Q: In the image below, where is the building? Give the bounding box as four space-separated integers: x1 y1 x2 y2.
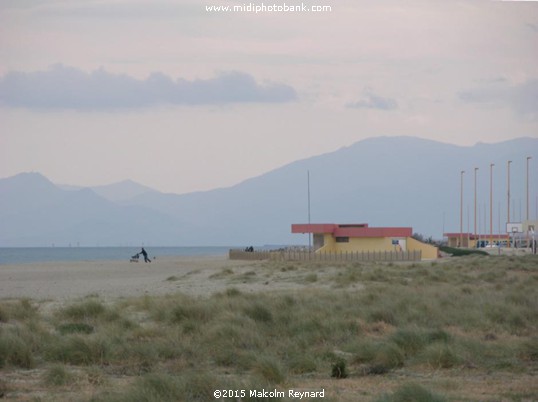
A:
443 233 505 248
291 223 438 260
445 220 537 249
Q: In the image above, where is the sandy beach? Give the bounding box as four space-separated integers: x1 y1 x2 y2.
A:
0 255 323 301
1 255 537 402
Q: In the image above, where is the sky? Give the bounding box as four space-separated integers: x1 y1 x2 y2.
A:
1 0 537 194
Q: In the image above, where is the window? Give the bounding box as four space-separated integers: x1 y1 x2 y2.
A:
335 237 349 243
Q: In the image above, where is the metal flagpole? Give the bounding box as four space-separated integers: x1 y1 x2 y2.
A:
307 170 311 250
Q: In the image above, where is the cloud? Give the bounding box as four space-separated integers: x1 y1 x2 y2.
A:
459 79 538 121
0 64 297 110
346 89 398 111
526 23 538 33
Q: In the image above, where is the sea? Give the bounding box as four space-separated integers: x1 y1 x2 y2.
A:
0 246 234 265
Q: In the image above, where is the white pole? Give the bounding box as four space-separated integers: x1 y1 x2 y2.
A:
307 170 311 250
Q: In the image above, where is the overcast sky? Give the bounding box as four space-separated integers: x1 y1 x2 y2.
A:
1 0 537 194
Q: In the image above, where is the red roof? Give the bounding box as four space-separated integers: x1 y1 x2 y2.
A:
292 223 412 238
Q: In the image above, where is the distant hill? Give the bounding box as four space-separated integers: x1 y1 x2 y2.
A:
59 179 157 202
0 173 192 246
1 136 536 247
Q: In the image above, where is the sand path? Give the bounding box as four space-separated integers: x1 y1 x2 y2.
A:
0 255 330 301
0 256 261 301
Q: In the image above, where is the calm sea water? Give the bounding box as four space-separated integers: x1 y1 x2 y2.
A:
0 246 233 265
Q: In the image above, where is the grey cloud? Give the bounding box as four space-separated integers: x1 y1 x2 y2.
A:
346 90 398 111
459 79 538 120
0 65 297 110
526 23 538 33
0 1 196 19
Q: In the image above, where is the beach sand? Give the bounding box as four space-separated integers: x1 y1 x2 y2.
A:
1 256 536 402
0 255 319 301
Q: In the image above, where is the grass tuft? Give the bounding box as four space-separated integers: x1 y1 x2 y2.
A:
245 304 273 323
331 358 348 378
57 322 94 335
60 299 106 321
255 356 286 384
0 328 35 368
43 364 74 386
419 343 461 369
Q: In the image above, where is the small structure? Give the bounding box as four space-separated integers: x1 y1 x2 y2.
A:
292 223 438 260
442 233 507 248
445 221 537 249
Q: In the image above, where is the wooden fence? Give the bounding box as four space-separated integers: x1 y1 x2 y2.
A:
229 249 422 262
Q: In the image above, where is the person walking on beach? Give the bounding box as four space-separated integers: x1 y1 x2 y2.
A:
140 247 151 263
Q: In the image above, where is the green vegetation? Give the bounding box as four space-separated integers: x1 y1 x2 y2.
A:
0 255 537 401
439 245 489 256
331 359 348 378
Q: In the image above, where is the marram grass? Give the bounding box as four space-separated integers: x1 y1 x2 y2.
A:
0 255 536 401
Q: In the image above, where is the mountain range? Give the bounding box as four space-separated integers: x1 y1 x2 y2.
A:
1 136 536 247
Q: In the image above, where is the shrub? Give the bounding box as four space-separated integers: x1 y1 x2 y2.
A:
426 329 452 344
419 343 461 369
121 373 182 402
0 329 34 368
245 304 273 323
97 372 225 402
60 300 106 321
390 329 427 357
255 356 286 384
225 287 242 297
46 335 110 365
0 299 37 322
353 340 407 373
369 343 404 373
170 304 211 324
331 358 348 378
165 276 179 282
439 246 488 257
288 354 318 374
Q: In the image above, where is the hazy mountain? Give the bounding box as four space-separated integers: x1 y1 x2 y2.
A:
1 136 536 247
0 173 192 246
59 179 157 203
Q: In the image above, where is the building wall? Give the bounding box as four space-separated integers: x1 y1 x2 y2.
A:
318 234 438 259
447 235 471 248
319 235 400 253
313 233 325 250
406 237 438 259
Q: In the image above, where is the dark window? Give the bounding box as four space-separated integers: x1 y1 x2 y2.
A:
335 237 349 243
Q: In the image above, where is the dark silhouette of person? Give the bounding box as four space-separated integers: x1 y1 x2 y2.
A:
141 247 151 263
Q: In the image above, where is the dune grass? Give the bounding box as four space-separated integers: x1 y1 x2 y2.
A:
0 255 537 401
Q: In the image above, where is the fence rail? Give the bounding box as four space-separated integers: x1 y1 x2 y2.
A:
229 249 422 262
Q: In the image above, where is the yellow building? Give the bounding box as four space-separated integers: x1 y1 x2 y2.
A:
292 223 438 260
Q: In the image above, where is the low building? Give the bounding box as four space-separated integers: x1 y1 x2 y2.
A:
291 223 438 260
445 221 537 248
443 233 507 248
